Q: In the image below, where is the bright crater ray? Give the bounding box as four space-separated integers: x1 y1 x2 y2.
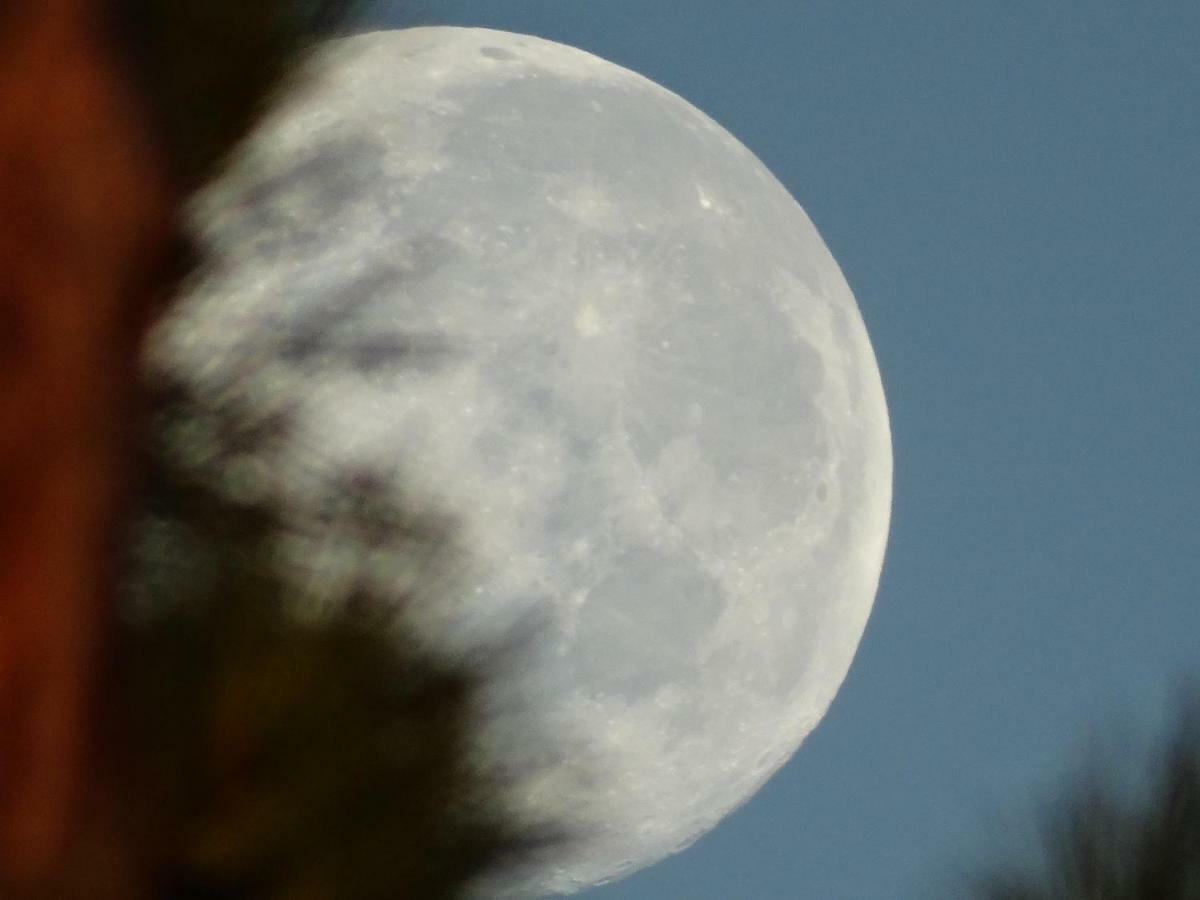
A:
157 26 893 895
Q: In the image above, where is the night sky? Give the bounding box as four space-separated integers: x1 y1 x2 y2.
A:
352 3 1200 896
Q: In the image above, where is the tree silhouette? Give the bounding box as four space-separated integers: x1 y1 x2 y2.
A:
106 380 544 900
108 0 367 190
92 161 573 891
27 265 562 898
968 691 1200 900
2 2 564 895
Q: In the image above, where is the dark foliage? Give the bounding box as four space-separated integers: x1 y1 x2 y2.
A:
970 693 1200 900
106 0 363 189
0 2 554 894
95 322 555 897
93 117 561 892
116 445 520 897
47 4 567 894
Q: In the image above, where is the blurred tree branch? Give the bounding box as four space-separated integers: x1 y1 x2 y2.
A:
107 0 365 190
969 690 1200 900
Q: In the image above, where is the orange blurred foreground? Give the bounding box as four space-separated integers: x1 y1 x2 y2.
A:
0 0 174 886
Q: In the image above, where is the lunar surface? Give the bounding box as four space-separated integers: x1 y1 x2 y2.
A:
153 27 892 895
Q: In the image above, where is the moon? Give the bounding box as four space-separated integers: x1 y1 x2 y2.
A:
154 26 892 895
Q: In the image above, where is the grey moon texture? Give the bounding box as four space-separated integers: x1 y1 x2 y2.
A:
156 27 893 895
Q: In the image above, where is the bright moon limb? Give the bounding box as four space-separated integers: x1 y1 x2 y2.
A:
157 26 893 896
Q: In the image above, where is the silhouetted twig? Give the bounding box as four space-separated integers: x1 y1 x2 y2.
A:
969 689 1200 900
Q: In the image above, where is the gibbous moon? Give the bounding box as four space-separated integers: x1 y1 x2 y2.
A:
158 27 892 895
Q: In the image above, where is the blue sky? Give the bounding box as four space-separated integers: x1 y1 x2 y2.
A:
358 3 1200 896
